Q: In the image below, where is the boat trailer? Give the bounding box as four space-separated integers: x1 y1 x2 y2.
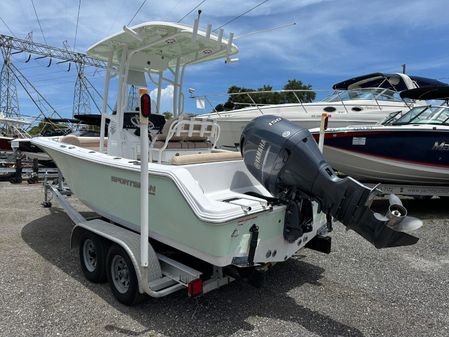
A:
42 175 234 304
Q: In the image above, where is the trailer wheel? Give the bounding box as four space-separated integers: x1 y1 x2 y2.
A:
106 244 140 305
79 232 107 283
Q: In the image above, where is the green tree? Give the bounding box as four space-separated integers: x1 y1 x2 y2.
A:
281 79 315 103
218 79 315 110
163 112 173 120
27 121 69 136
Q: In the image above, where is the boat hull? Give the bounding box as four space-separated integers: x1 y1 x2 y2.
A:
34 138 326 267
202 101 408 148
317 128 449 185
0 136 12 152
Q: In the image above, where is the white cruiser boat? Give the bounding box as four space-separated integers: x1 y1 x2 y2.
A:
32 21 420 305
200 73 447 148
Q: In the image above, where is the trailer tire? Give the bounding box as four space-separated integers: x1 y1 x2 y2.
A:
79 232 107 283
106 244 141 305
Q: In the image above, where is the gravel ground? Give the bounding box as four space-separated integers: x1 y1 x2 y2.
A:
0 181 448 337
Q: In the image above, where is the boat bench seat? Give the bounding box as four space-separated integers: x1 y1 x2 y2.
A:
153 141 212 149
61 135 107 150
171 151 242 165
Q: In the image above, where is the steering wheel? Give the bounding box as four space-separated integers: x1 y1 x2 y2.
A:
130 115 156 131
131 115 158 140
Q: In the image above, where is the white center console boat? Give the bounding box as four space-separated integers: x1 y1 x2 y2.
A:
32 21 421 305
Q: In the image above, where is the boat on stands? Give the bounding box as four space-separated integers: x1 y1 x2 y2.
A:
31 21 421 304
311 86 449 185
199 72 447 148
0 114 31 156
11 114 106 165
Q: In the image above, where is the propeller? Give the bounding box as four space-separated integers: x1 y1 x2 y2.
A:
374 194 423 232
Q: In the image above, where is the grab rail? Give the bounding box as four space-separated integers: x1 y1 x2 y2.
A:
192 88 410 115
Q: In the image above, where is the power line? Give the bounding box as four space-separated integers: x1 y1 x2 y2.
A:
128 0 148 26
30 0 47 44
0 16 16 37
73 0 81 50
106 1 126 35
170 0 184 12
213 0 269 32
177 0 207 23
235 22 296 39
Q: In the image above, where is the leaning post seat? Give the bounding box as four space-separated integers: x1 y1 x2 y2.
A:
61 135 108 151
149 116 220 163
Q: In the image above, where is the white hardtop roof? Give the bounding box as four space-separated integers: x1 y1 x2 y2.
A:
0 113 31 125
87 21 239 72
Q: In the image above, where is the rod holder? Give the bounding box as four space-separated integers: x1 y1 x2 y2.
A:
217 29 224 45
206 24 212 39
192 18 200 41
226 32 234 54
123 25 143 42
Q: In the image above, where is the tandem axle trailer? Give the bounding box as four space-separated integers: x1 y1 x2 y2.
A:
42 177 234 305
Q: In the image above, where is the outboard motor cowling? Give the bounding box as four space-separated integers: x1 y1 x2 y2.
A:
241 115 421 248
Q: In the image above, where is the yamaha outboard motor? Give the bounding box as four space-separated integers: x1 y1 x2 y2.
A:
241 115 421 248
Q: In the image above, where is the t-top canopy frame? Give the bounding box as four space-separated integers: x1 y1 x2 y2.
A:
91 20 239 154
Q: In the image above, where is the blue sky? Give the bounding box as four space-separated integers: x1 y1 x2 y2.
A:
1 0 449 118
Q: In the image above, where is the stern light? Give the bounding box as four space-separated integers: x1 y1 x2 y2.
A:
187 278 203 297
140 92 151 118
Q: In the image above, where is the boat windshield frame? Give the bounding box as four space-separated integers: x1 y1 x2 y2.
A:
323 88 408 103
392 105 449 126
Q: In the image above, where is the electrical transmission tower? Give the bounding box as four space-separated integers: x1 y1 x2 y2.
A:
73 64 91 115
127 85 140 111
0 33 108 119
0 45 20 119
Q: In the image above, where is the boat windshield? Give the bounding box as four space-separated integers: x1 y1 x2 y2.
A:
323 88 404 102
393 105 449 125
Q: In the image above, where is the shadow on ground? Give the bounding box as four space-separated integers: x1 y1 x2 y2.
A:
22 208 364 337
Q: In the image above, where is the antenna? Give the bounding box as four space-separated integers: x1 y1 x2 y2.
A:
235 22 297 40
213 0 269 32
177 0 207 23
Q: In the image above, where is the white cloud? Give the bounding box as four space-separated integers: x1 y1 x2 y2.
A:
2 0 449 119
149 84 174 114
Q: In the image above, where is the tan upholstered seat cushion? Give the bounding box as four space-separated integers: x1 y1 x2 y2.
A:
171 151 242 165
61 135 107 150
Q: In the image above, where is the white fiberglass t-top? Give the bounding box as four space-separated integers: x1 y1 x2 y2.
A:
89 21 237 159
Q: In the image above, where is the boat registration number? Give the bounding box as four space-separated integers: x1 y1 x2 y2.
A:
352 137 366 145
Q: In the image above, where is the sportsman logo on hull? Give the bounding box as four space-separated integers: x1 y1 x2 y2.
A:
111 176 156 195
432 141 449 151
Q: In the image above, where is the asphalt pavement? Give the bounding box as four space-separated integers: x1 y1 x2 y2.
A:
0 182 448 337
